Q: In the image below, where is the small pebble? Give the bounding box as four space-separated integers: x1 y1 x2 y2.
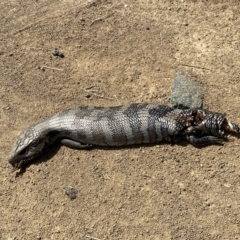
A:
52 49 64 58
64 186 77 200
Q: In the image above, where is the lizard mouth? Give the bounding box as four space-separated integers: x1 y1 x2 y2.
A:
13 158 32 170
10 141 48 170
12 154 40 170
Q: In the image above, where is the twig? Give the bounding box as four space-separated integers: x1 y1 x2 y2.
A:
41 66 63 71
86 92 114 100
90 17 103 26
85 235 103 240
12 17 48 35
84 85 97 90
84 86 114 100
181 64 211 71
90 13 114 27
159 32 163 45
30 47 53 52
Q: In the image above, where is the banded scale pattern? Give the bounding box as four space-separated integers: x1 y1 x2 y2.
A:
9 103 239 169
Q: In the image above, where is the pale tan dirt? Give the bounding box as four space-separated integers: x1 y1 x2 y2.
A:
1 1 240 239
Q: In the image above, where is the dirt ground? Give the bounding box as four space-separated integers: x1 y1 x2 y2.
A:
1 0 240 239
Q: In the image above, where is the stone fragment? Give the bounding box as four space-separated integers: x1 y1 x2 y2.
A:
171 71 204 109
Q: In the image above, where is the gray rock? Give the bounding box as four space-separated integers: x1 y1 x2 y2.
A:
64 186 77 200
171 71 204 109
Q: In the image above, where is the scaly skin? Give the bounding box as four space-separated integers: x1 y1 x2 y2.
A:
8 104 240 169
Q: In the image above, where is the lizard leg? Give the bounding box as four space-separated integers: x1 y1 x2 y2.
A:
186 135 223 146
60 139 93 149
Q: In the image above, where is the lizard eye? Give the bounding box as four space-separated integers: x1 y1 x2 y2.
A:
19 140 40 156
19 148 27 155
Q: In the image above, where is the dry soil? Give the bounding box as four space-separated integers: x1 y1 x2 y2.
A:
1 0 240 239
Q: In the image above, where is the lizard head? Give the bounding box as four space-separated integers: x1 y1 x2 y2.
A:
194 110 240 137
9 126 47 169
